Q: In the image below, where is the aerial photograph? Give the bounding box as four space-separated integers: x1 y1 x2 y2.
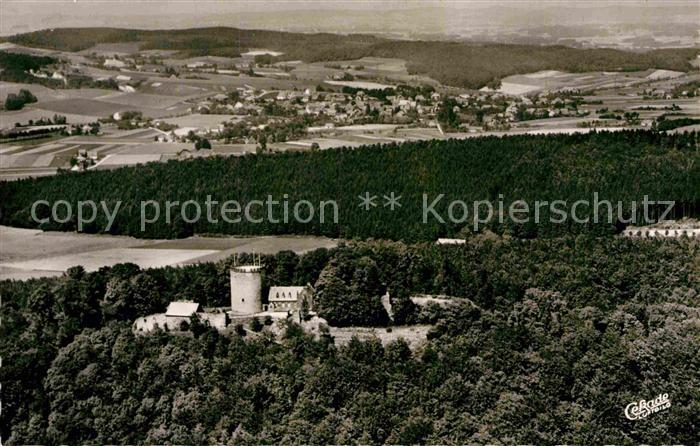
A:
0 0 698 444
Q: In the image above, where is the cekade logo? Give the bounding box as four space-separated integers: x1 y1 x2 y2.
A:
625 393 671 420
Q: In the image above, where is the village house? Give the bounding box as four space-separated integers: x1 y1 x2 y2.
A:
104 58 126 69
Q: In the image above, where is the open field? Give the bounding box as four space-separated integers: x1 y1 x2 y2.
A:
646 69 685 80
0 81 108 102
0 87 196 127
36 97 129 116
160 113 242 130
0 225 338 280
282 57 440 86
324 80 395 90
242 50 284 57
1 107 102 127
154 72 314 91
92 153 163 168
0 131 177 179
33 95 192 119
138 81 210 97
490 70 652 96
162 55 242 68
78 42 141 56
0 127 262 180
79 42 139 57
0 82 117 126
578 96 700 124
93 91 186 109
1 248 221 274
273 123 630 152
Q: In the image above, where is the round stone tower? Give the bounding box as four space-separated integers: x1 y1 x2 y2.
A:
230 265 263 314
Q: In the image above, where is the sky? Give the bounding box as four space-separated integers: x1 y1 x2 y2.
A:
1 0 698 37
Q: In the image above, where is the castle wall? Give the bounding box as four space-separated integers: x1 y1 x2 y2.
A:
133 312 228 333
199 312 227 329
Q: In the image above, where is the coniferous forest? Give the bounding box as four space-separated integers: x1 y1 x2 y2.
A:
1 130 698 241
1 238 698 444
2 131 699 444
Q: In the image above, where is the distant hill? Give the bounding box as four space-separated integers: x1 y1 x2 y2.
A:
5 27 698 89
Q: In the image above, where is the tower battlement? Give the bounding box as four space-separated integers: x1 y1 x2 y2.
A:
231 265 263 273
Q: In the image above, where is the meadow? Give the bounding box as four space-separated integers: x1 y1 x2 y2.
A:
0 224 337 280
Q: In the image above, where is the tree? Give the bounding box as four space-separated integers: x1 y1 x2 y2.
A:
249 317 263 332
189 314 208 337
258 134 267 152
2 237 700 444
254 54 274 66
390 288 417 325
437 98 459 130
195 138 211 150
18 89 37 104
227 90 241 102
4 93 25 110
314 255 389 327
623 111 640 125
101 273 163 321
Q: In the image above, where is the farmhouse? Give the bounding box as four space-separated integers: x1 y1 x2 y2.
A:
104 58 126 68
173 127 200 138
187 61 211 69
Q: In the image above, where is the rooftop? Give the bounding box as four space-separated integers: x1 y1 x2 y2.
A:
165 301 201 317
268 286 306 301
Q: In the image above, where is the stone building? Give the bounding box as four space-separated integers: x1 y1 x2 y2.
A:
266 286 312 312
133 301 227 333
230 264 263 314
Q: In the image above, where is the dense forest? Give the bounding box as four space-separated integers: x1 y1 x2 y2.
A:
0 51 61 86
1 131 698 241
2 237 698 444
5 27 698 88
656 117 700 132
0 51 57 72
